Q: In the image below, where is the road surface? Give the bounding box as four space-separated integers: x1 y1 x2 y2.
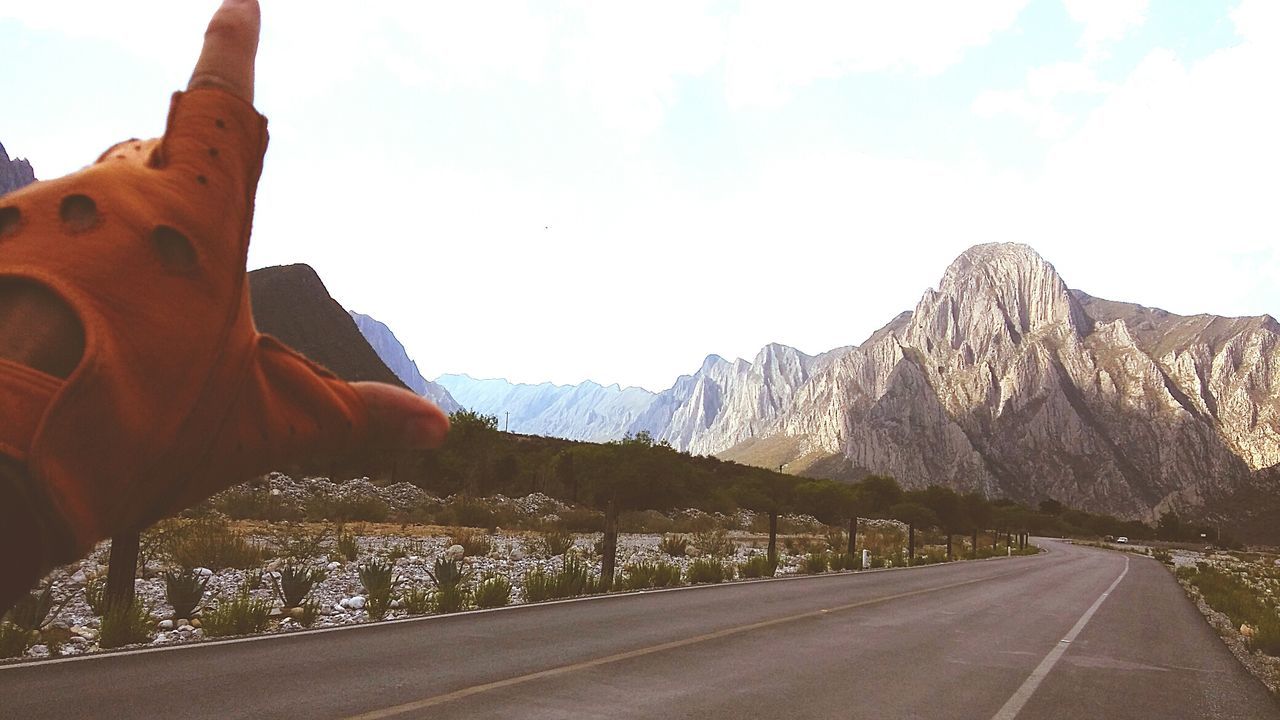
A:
1 539 1275 719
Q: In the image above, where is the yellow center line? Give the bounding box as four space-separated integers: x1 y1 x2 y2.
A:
345 566 1028 720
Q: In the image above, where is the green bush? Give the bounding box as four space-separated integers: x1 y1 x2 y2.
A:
305 494 389 523
451 528 493 557
359 560 403 621
693 529 735 558
522 569 554 603
557 508 605 533
295 599 322 628
269 563 325 609
401 587 433 614
619 510 675 534
1152 549 1174 565
426 558 470 593
202 587 272 638
1184 566 1280 657
659 534 690 557
84 578 107 616
433 587 471 614
522 557 599 601
473 576 512 609
440 500 499 531
739 554 778 578
800 552 830 574
830 552 857 571
825 528 847 551
869 555 887 569
336 529 360 562
540 530 575 557
385 541 423 561
216 487 302 522
620 561 683 590
686 558 734 584
163 568 209 619
99 598 155 648
166 520 264 570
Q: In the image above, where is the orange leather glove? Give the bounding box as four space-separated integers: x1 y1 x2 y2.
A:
0 1 447 577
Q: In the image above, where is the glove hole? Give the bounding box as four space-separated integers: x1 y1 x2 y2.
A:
150 225 199 275
208 148 220 159
0 207 20 238
59 195 100 233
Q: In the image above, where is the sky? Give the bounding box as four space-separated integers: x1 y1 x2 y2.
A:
2 0 1277 392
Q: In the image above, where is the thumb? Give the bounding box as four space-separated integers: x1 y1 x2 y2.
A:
351 381 451 450
189 0 261 103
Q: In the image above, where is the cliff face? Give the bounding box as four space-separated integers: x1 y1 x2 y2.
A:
349 312 460 413
0 142 37 197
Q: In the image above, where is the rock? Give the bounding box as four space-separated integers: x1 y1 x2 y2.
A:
175 619 189 628
69 636 89 646
327 561 341 572
339 598 351 609
28 645 48 657
70 569 89 585
333 603 346 613
445 545 465 561
348 596 367 610
191 629 204 639
158 620 175 631
286 607 306 620
389 599 403 609
189 618 201 629
1241 624 1256 638
178 625 192 634
195 567 213 578
154 633 168 643
268 608 284 619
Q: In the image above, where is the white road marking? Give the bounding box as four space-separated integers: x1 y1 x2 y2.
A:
990 555 1130 720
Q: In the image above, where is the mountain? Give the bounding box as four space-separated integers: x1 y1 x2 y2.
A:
350 312 460 413
248 264 406 387
438 243 1280 522
436 374 654 442
0 142 36 196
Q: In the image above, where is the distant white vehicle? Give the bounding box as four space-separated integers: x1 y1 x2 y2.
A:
1116 536 1129 544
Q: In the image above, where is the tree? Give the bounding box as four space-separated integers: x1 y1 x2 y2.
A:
919 486 966 560
856 475 903 517
1038 498 1065 517
962 492 992 557
889 502 938 561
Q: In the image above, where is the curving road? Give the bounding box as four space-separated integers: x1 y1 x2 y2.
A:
1 540 1275 719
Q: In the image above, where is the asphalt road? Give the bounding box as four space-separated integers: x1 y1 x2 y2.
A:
2 540 1275 719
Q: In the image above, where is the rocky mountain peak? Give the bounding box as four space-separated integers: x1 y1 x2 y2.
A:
0 141 37 196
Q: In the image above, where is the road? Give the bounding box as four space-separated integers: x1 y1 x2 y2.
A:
1 539 1275 719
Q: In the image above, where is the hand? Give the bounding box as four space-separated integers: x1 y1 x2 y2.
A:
0 0 449 606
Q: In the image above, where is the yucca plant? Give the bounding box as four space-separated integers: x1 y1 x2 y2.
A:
5 583 71 633
202 585 273 638
163 568 210 619
269 563 325 609
336 529 360 562
522 569 555 603
84 577 107 616
830 552 856 571
473 576 512 609
686 558 733 584
540 530 575 557
659 534 690 557
99 598 155 648
401 587 433 615
360 560 403 621
619 561 682 590
739 554 778 579
295 599 322 628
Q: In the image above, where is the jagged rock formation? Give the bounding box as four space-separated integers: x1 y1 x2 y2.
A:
436 374 654 442
438 243 1280 522
349 312 460 413
0 142 36 196
248 264 407 388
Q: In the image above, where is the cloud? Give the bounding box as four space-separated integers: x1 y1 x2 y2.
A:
972 62 1111 138
1062 0 1149 59
723 0 1029 108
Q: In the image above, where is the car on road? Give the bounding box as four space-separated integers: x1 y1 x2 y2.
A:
1116 536 1129 544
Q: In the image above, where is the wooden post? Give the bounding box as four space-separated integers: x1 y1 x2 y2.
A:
768 512 779 565
971 528 979 559
601 497 618 591
907 524 915 562
946 533 953 561
847 516 857 559
105 531 140 611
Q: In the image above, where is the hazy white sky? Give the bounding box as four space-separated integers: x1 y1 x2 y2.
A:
3 1 1277 392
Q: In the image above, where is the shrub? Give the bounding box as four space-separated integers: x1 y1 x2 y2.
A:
659 534 690 557
163 568 209 619
441 500 498 531
473 576 513 609
360 560 403 621
800 552 830 574
5 583 70 633
84 577 107 616
557 508 605 533
620 561 683 590
385 541 423 561
336 529 360 562
0 622 27 659
826 528 848 551
1254 615 1280 657
295 599 321 628
216 487 302 521
869 555 887 569
540 530 575 557
203 587 272 638
739 555 778 579
451 528 493 557
1183 566 1280 657
523 557 599 601
693 529 735 558
402 587 433 615
1153 550 1175 565
619 510 675 534
269 523 331 561
167 520 264 570
426 558 470 593
686 558 734 584
305 494 390 523
830 552 857 571
99 598 155 648
269 563 325 609
433 587 471 614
